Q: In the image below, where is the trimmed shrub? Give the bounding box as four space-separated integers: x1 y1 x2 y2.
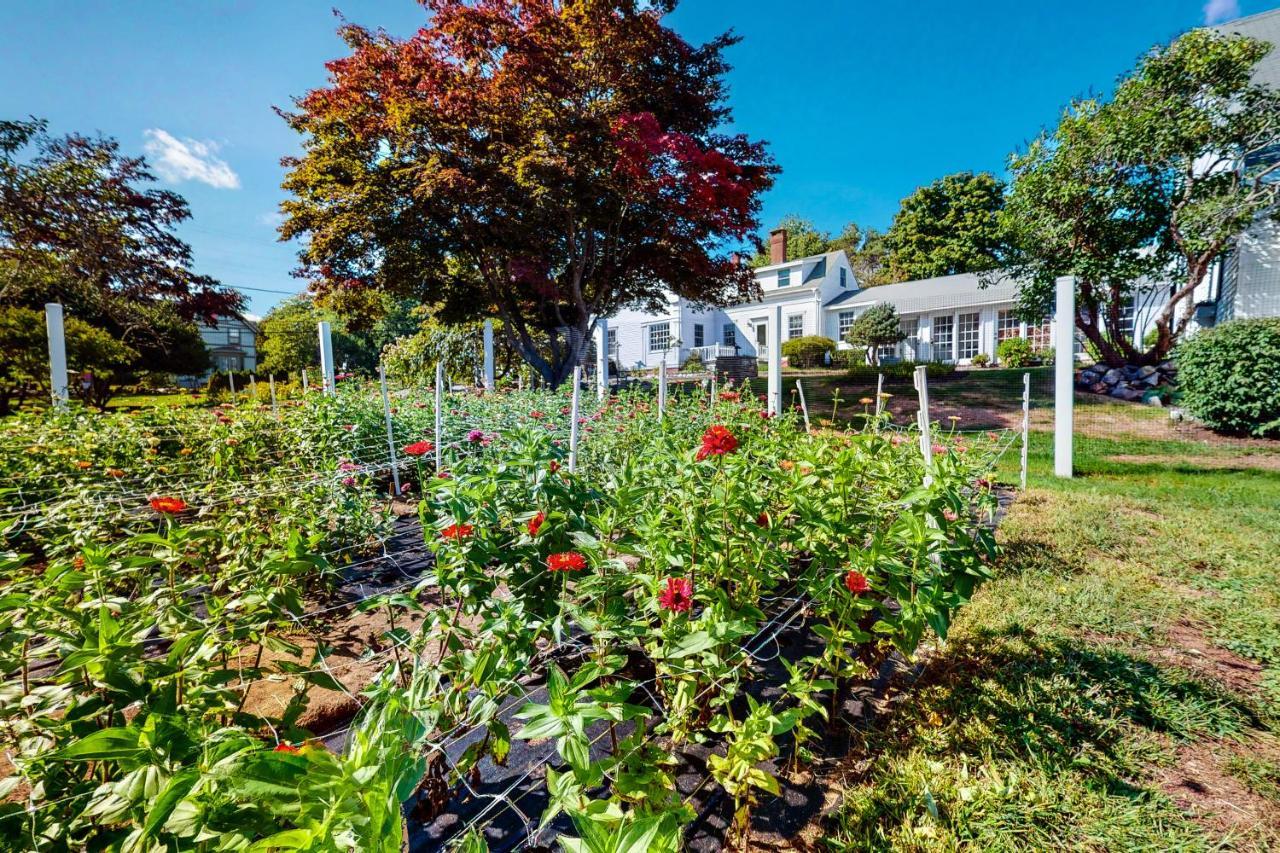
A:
1175 318 1280 437
781 335 837 369
832 346 868 369
847 361 955 382
681 351 705 372
970 353 990 368
996 337 1037 368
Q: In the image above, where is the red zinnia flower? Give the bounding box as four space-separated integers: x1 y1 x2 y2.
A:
844 570 871 595
273 742 300 753
527 511 545 536
658 577 693 612
756 512 769 528
440 523 474 540
548 460 561 474
150 496 188 514
403 441 434 456
719 391 741 402
696 425 738 461
547 551 587 572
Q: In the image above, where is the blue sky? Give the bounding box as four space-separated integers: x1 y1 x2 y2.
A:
0 0 1266 316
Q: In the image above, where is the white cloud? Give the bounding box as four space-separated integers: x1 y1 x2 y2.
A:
257 211 286 228
142 129 240 189
1203 0 1240 25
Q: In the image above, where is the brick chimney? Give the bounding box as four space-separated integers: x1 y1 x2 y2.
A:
769 228 787 264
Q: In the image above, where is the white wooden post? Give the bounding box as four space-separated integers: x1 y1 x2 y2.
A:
45 303 68 407
1053 277 1074 478
594 319 608 401
379 362 402 497
657 361 667 421
434 362 444 472
1021 371 1031 490
228 370 236 398
482 320 495 390
914 365 934 488
767 304 782 415
302 369 309 393
318 321 336 395
269 374 279 417
795 380 811 433
568 365 582 472
875 373 884 417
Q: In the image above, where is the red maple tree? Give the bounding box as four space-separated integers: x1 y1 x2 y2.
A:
280 0 775 386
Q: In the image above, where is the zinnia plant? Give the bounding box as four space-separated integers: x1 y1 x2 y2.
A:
658 577 694 613
527 512 545 537
696 424 738 461
149 496 188 514
403 441 434 456
547 551 587 572
844 570 871 595
440 523 474 541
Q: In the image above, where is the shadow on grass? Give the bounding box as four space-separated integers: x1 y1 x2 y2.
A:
822 625 1266 849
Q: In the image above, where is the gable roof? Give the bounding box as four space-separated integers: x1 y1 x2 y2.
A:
824 271 1022 315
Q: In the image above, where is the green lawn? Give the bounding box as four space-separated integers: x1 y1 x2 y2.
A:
821 431 1280 850
105 391 204 409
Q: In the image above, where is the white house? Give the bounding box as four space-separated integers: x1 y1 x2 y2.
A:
605 229 1077 370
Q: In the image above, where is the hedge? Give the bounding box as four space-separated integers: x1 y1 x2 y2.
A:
1174 317 1280 437
781 336 837 368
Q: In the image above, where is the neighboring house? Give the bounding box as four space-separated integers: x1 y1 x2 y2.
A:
1213 8 1280 323
197 313 260 374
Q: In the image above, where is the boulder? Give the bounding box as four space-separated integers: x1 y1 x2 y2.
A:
1102 368 1123 385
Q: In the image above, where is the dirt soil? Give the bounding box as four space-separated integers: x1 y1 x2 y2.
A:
1155 741 1280 844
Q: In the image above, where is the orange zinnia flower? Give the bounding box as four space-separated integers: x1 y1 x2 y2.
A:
150 497 188 514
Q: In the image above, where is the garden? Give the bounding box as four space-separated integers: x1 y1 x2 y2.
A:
0 378 1006 851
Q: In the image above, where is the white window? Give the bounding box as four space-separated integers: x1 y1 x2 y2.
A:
957 312 981 360
932 315 954 359
647 322 670 353
607 328 618 353
693 323 705 348
778 268 791 288
838 311 856 339
227 327 241 345
723 324 737 348
1028 316 1052 351
996 310 1021 342
840 268 847 288
1117 298 1136 342
787 314 804 340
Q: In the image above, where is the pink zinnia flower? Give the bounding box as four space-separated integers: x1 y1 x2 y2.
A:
658 577 693 612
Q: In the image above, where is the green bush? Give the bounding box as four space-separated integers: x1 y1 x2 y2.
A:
781 335 836 369
846 361 955 382
1175 318 1280 437
970 353 990 368
996 337 1037 368
832 346 867 369
681 351 705 372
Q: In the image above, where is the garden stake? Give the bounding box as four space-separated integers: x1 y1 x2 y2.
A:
379 362 402 497
1021 371 1031 490
435 362 444 472
568 365 582 472
795 380 811 433
269 374 278 418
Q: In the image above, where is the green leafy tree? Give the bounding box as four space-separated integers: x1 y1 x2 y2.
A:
749 216 832 266
844 303 905 366
382 315 523 386
0 306 48 416
279 1 776 388
885 171 1006 281
1002 29 1280 367
67 322 139 411
257 297 379 378
0 119 236 374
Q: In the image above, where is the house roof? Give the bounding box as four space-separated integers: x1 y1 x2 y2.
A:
1214 8 1280 90
823 271 1024 315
